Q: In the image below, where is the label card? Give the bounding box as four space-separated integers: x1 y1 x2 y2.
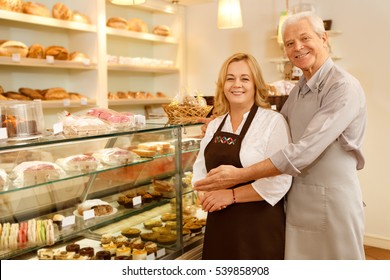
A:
156 248 166 259
46 55 54 64
11 53 21 62
133 196 142 207
62 215 76 227
83 209 95 220
53 122 63 135
0 128 8 139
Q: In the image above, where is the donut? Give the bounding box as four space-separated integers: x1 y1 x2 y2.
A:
79 246 94 258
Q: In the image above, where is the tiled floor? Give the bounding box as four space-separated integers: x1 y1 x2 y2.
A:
364 245 390 260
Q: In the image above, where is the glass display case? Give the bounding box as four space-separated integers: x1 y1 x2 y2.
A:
0 123 203 260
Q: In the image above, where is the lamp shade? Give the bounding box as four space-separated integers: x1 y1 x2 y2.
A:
218 0 243 29
108 0 146 5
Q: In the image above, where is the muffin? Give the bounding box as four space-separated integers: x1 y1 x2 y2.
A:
142 193 153 203
150 191 163 201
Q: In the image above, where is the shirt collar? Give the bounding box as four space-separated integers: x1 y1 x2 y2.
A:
298 58 334 95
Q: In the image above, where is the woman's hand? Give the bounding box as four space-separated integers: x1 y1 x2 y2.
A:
193 165 242 191
198 189 234 212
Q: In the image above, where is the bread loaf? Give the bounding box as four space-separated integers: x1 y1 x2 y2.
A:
52 2 72 20
0 40 28 57
43 87 69 100
72 11 91 24
27 43 45 59
0 0 23 12
4 91 31 100
23 2 51 17
19 88 44 100
106 17 128 29
152 25 171 36
45 45 69 60
128 18 148 32
69 51 88 62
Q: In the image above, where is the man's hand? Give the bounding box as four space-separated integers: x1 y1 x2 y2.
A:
193 165 242 191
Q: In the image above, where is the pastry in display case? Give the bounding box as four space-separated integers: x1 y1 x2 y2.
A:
0 123 205 260
0 100 44 141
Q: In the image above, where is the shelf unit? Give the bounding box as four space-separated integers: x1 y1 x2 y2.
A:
0 0 184 126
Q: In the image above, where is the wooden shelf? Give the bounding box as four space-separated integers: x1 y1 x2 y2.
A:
106 27 178 44
109 98 171 106
0 10 97 32
0 57 97 70
108 63 179 74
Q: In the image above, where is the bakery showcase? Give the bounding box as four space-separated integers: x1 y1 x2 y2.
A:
0 0 207 260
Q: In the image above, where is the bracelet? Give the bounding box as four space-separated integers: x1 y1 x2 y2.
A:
232 189 236 204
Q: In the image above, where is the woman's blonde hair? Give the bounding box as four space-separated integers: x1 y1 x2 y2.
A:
213 53 270 116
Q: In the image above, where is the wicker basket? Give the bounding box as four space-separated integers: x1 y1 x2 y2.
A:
163 104 213 124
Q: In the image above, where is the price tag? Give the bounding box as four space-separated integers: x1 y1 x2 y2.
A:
46 55 54 64
52 122 63 135
63 99 70 106
0 127 8 140
147 253 156 260
11 53 21 62
83 209 95 220
62 215 76 227
156 248 166 259
271 105 277 111
133 196 142 207
82 58 90 66
80 97 88 106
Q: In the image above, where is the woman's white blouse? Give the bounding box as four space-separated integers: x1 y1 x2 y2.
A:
192 107 292 206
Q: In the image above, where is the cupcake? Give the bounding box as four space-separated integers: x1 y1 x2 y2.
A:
116 245 131 257
132 248 147 260
100 233 113 245
144 241 158 255
102 241 117 256
129 237 145 249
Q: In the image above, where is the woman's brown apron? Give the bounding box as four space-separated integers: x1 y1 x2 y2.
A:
202 104 285 260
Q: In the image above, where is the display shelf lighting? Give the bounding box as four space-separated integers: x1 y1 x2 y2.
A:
108 0 146 5
218 0 243 29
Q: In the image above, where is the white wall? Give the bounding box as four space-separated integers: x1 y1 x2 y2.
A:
184 0 390 249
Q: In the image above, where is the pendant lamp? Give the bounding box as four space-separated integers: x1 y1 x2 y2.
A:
108 0 146 5
218 0 243 29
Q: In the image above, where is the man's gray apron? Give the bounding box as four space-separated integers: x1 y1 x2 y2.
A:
284 91 365 260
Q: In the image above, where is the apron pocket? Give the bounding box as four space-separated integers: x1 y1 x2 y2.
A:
286 182 327 232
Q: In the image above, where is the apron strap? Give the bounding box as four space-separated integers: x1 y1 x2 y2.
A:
239 104 258 138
